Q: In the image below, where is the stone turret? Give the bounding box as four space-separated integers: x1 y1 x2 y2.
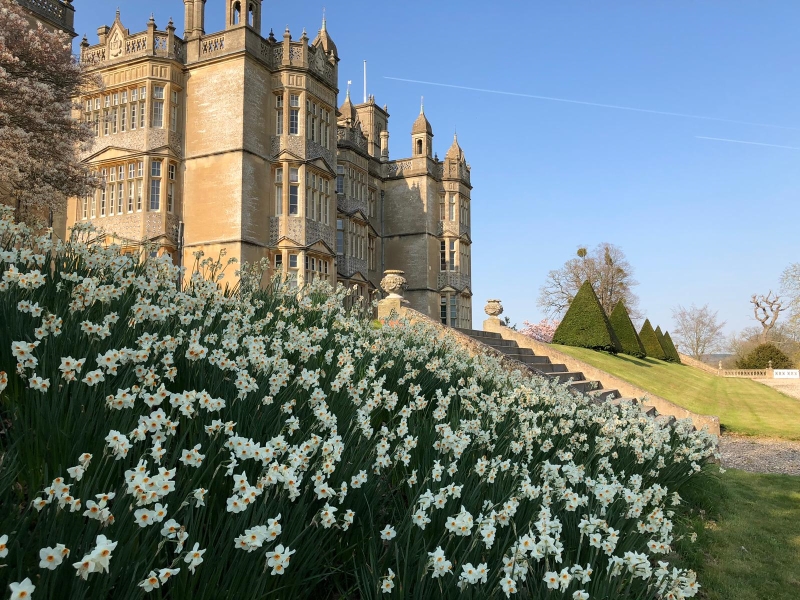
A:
411 100 433 158
311 13 338 60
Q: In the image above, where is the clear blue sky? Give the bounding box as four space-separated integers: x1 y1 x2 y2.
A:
74 1 800 339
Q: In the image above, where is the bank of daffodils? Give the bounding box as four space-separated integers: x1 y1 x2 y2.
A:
0 207 716 599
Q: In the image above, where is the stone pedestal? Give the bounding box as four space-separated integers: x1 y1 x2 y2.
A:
377 269 408 320
482 299 504 331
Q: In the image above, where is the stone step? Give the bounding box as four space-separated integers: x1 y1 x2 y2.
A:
479 339 520 349
568 380 602 394
546 371 586 385
588 388 621 402
456 328 501 339
456 328 650 416
501 352 550 364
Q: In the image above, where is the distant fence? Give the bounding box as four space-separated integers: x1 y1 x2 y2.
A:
774 369 800 379
720 369 768 378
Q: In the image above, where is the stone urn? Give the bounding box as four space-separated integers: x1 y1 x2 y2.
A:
381 270 406 299
484 299 503 318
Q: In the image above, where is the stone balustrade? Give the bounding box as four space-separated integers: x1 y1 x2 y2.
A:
19 0 74 34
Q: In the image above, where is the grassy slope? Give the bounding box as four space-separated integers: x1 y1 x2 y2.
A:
681 469 800 600
553 345 800 440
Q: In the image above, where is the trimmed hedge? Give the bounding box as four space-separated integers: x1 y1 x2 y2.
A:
736 343 794 369
655 326 677 363
639 319 667 360
552 280 622 353
662 331 682 364
609 301 646 358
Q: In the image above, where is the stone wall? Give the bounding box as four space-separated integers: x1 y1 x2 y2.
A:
678 353 721 375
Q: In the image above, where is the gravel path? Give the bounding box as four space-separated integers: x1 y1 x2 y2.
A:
753 378 800 400
719 435 800 476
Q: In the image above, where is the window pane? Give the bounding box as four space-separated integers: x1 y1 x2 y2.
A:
289 185 298 215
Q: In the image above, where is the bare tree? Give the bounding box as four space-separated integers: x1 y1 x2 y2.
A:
751 291 782 343
671 304 727 358
0 0 98 222
538 243 639 317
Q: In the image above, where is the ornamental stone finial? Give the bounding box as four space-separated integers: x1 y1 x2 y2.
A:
484 299 503 318
380 270 406 299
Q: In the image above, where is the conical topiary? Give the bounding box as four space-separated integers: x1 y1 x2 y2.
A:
655 326 676 363
608 301 646 358
552 280 623 353
639 319 666 360
662 331 682 364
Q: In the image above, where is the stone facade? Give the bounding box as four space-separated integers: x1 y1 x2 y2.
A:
65 1 474 328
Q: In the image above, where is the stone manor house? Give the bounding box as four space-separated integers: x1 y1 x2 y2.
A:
21 0 476 328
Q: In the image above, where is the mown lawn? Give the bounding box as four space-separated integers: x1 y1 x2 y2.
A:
680 469 800 600
552 345 800 440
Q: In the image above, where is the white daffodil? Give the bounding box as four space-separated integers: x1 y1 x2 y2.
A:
183 542 205 573
138 571 160 592
9 578 35 600
266 544 295 575
379 525 396 541
38 544 68 570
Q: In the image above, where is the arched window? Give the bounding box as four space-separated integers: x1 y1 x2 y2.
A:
232 1 241 25
416 139 423 155
248 3 255 26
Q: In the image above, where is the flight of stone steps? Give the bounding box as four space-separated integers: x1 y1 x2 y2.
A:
456 329 646 410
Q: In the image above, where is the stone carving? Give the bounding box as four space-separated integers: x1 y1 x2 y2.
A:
437 221 470 239
270 135 305 158
201 35 225 55
386 160 413 177
484 299 503 317
153 35 169 56
109 30 123 58
149 128 168 151
168 131 183 158
305 219 335 248
438 271 471 292
80 128 146 159
20 0 65 19
306 139 334 166
145 213 165 239
381 270 406 299
336 194 368 217
82 47 106 64
173 39 184 61
286 135 304 157
273 46 283 62
289 46 303 63
126 36 147 55
259 40 273 66
268 217 279 245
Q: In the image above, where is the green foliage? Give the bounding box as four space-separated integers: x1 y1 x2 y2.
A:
608 301 646 358
552 280 622 353
655 326 678 363
639 319 667 360
735 343 795 369
662 332 682 364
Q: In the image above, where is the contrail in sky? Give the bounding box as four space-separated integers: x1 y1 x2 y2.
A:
384 76 800 131
695 136 800 150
